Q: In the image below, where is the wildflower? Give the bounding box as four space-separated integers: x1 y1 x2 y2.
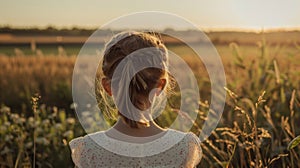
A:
66 118 75 124
0 106 11 113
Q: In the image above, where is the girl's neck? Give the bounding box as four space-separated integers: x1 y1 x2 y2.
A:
111 118 166 137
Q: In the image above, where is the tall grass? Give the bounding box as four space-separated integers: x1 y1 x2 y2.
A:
0 55 75 112
0 40 299 167
195 41 300 167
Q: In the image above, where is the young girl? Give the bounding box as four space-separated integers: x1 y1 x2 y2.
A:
69 31 202 167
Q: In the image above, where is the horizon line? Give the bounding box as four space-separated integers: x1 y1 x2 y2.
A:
1 25 300 33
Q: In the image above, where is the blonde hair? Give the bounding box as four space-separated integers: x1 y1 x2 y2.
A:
96 31 170 128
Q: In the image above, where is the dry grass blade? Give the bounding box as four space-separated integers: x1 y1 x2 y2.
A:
290 90 296 134
256 91 266 108
234 106 253 127
221 132 239 142
224 87 239 101
288 135 300 150
281 117 294 138
289 90 296 116
267 154 289 166
273 60 280 84
262 105 276 131
215 139 236 146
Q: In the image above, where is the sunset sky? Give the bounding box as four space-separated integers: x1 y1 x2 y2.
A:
1 0 300 30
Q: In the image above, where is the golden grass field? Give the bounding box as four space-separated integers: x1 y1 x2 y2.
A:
0 31 300 167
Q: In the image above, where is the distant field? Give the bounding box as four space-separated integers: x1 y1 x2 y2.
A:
0 44 83 56
1 42 300 58
1 29 300 56
207 30 300 45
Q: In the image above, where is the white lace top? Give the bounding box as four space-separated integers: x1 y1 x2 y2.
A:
69 129 202 168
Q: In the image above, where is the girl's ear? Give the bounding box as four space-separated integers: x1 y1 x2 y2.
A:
156 78 166 95
101 78 112 96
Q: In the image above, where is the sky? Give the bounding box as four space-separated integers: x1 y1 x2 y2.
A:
0 0 300 30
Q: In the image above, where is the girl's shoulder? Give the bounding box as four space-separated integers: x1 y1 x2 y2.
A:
69 136 84 149
69 131 105 150
182 132 202 166
69 131 107 167
166 129 201 145
184 131 201 145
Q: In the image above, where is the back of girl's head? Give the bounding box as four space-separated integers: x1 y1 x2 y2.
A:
97 31 169 128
